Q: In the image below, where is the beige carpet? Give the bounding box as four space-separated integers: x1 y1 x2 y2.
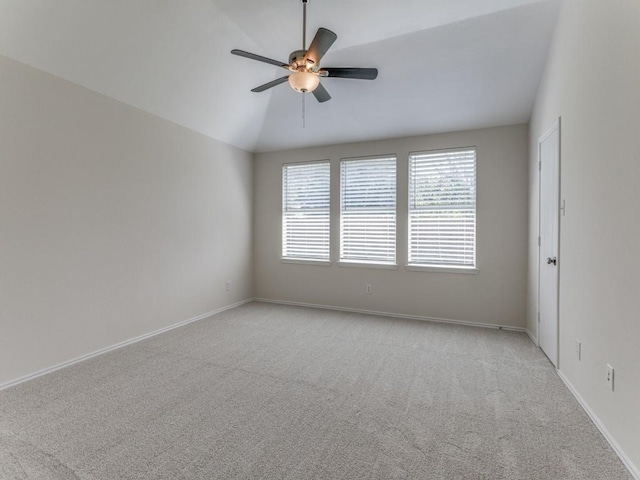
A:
0 302 631 479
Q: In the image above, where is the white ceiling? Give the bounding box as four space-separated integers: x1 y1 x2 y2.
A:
0 0 560 152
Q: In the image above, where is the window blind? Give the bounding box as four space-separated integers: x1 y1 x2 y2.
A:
282 161 330 261
408 148 476 267
340 156 396 264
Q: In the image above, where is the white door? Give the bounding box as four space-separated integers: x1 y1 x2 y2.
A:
538 120 560 367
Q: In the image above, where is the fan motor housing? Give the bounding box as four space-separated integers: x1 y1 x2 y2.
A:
289 49 309 69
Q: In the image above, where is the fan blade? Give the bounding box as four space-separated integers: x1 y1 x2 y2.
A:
231 49 289 68
251 76 290 92
323 68 378 80
304 28 337 66
312 83 331 103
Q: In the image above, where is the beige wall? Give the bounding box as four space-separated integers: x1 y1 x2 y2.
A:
528 0 640 472
0 56 253 386
254 125 529 328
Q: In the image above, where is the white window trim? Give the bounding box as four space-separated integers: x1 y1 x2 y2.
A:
405 264 478 275
338 261 398 270
281 258 333 266
282 159 331 263
340 154 397 266
407 146 477 270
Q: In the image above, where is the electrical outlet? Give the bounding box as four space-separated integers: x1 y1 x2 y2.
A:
576 340 581 360
365 283 372 294
606 364 614 391
226 280 231 291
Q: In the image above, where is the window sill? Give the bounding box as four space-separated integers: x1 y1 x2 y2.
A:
405 264 478 275
281 258 332 266
338 261 398 270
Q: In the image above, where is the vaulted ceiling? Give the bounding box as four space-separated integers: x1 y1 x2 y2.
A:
0 0 560 152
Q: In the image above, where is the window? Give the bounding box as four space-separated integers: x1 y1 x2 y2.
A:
282 161 330 262
408 148 476 268
340 156 396 264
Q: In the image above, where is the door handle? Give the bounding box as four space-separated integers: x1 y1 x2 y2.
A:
547 257 557 265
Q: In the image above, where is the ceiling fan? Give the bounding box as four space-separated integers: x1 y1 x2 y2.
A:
230 0 378 103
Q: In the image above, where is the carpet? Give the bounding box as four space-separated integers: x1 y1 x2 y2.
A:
0 302 631 479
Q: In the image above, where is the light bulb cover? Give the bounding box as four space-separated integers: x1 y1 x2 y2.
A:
288 71 320 93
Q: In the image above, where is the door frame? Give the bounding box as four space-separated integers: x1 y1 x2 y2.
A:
537 117 561 367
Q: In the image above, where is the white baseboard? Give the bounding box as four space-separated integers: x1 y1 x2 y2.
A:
254 298 527 333
525 328 538 346
556 370 640 480
0 298 253 392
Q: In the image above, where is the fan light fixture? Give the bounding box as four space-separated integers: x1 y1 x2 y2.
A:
288 71 320 93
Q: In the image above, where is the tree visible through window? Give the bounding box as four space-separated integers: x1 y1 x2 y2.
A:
408 148 476 268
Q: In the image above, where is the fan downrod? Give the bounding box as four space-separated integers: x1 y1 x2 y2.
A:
302 0 308 50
